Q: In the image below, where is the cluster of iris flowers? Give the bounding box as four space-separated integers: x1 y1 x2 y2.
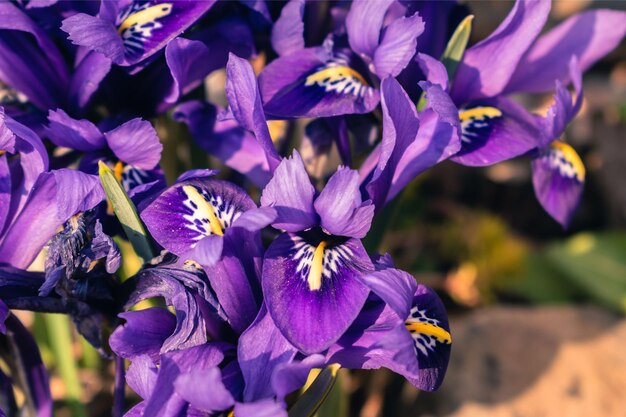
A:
0 0 624 415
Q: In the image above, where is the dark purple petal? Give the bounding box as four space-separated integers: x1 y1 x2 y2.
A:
173 100 271 187
260 151 318 233
0 300 7 334
263 233 372 354
175 169 219 183
238 304 298 402
104 118 162 170
271 0 305 56
259 47 380 118
271 354 326 402
126 355 157 400
226 54 281 172
45 109 105 152
110 308 176 361
507 9 626 93
314 167 374 239
91 220 121 273
373 11 424 78
0 2 69 110
346 0 394 59
0 110 16 153
356 268 416 319
0 154 11 234
0 170 103 269
174 367 235 413
68 51 112 113
451 0 551 103
141 178 256 257
450 97 540 166
531 141 584 228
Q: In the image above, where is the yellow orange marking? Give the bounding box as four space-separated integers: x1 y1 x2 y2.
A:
305 66 368 87
182 185 224 236
405 322 452 344
551 141 585 182
117 3 173 34
307 241 327 291
0 150 6 156
459 106 502 122
113 160 124 182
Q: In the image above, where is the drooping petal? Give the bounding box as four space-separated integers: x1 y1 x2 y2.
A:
0 169 103 269
225 54 281 172
346 0 394 59
238 304 298 402
174 367 235 413
109 308 176 361
45 109 105 152
260 151 318 233
104 118 162 170
451 0 551 103
259 46 380 118
356 268 416 319
263 233 372 353
372 11 424 78
0 2 69 110
141 178 256 257
506 9 626 94
173 101 271 187
271 0 305 56
531 141 584 228
314 167 374 239
450 97 540 166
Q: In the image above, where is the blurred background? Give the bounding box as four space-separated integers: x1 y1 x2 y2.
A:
17 1 626 416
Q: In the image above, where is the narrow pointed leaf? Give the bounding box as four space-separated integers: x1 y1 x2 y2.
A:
288 365 341 417
98 161 154 262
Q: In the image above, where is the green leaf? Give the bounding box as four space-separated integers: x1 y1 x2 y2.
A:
98 161 154 262
289 365 341 417
417 14 473 110
441 14 474 81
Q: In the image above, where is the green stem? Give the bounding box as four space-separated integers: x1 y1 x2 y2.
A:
44 314 87 417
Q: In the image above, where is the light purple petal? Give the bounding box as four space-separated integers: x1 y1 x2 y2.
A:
271 0 305 56
104 118 162 170
0 170 104 269
506 9 626 93
61 13 125 64
232 206 277 232
0 109 16 153
346 0 394 59
356 268 416 319
176 169 219 183
126 355 157 400
226 54 281 172
174 367 234 413
314 167 374 239
272 354 326 402
373 11 424 78
451 0 551 103
110 308 176 361
187 234 224 266
531 142 584 228
45 109 105 152
263 234 371 354
260 151 318 233
234 399 287 417
450 97 540 166
415 52 449 91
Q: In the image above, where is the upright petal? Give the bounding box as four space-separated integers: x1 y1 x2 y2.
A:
314 167 374 239
346 0 394 59
451 0 551 103
271 0 305 56
372 11 424 78
61 13 125 64
506 9 626 93
263 233 372 353
68 50 112 114
109 308 176 361
531 141 584 228
45 109 105 152
226 54 281 173
260 151 318 233
104 118 162 170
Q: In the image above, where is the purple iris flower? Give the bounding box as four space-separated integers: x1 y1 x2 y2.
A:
44 109 165 199
61 0 217 68
141 171 276 333
260 150 378 353
258 0 425 118
0 109 104 269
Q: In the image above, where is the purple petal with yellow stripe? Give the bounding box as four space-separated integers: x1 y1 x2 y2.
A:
531 141 584 228
263 232 372 354
259 46 379 118
450 97 540 166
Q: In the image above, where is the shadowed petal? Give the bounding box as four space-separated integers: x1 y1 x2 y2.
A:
69 51 112 113
263 234 371 353
271 0 305 56
110 308 176 361
346 0 394 59
45 109 105 152
373 11 424 78
104 118 162 170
